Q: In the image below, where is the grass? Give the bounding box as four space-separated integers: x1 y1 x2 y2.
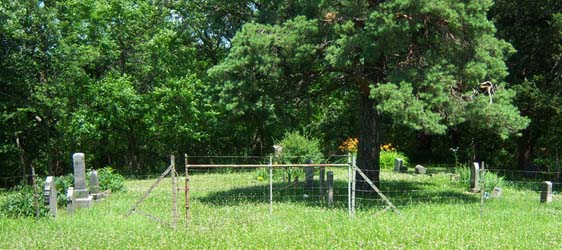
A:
1 167 561 249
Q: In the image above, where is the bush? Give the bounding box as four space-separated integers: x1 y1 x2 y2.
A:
455 166 505 189
379 151 409 170
276 131 323 164
55 174 74 207
95 167 125 192
0 182 49 218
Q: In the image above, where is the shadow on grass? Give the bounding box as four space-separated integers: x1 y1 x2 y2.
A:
195 178 479 210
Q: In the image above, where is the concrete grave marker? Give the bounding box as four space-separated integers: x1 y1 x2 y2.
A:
470 162 480 191
414 165 426 175
540 181 552 203
73 153 93 208
327 171 334 207
43 176 57 217
66 187 75 213
89 170 100 194
319 167 325 197
393 158 403 172
491 187 502 198
89 170 107 200
304 167 314 189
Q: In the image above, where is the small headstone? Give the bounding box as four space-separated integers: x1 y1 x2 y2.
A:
327 171 334 207
89 170 100 194
73 153 93 208
450 173 460 182
491 187 502 198
540 181 552 203
43 176 57 217
66 187 75 213
400 166 408 173
414 165 426 175
470 162 480 192
304 167 314 189
393 158 403 172
319 167 325 196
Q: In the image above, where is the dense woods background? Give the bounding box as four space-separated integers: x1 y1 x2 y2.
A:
1 0 561 179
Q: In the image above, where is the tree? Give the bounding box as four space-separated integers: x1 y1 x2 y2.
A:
210 0 528 186
491 0 562 170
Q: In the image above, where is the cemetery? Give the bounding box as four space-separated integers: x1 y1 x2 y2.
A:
1 0 562 249
1 151 561 249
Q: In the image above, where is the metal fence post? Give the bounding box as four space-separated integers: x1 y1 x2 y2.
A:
347 153 352 217
171 155 177 229
351 154 356 217
269 155 273 216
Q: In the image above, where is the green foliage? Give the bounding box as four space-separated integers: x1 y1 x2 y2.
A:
95 167 125 192
276 131 323 164
482 172 505 190
55 174 74 207
0 183 49 218
455 166 505 189
379 151 409 170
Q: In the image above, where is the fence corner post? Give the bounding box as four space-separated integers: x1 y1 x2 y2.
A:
269 155 273 216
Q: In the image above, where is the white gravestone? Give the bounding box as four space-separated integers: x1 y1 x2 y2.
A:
73 153 93 208
43 176 57 217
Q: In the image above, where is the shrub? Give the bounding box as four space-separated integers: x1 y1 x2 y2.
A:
455 166 505 189
0 182 49 218
276 131 323 164
379 151 409 170
55 174 74 207
95 167 125 192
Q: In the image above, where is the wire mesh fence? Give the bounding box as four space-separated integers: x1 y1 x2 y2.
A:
2 155 561 227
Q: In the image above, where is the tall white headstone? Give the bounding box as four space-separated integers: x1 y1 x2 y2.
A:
72 153 93 208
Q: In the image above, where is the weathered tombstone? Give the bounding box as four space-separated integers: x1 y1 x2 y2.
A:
491 187 502 198
304 167 314 189
73 153 93 208
414 165 426 175
393 158 403 172
43 176 57 217
540 181 553 203
470 162 480 192
319 167 325 196
327 171 334 207
90 170 106 200
66 187 75 213
89 170 100 194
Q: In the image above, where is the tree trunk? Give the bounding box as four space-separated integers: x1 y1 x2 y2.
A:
517 128 532 170
356 86 380 190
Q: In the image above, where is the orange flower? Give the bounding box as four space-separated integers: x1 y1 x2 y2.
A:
339 138 358 152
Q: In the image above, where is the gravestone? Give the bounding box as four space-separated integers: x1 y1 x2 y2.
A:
327 171 334 207
43 176 57 217
491 187 502 198
89 170 107 200
414 165 426 175
393 158 403 172
73 153 93 208
319 167 325 196
540 181 552 203
470 162 480 192
89 170 100 194
304 167 314 189
66 187 75 213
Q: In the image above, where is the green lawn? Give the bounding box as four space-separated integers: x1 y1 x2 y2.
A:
1 168 561 249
